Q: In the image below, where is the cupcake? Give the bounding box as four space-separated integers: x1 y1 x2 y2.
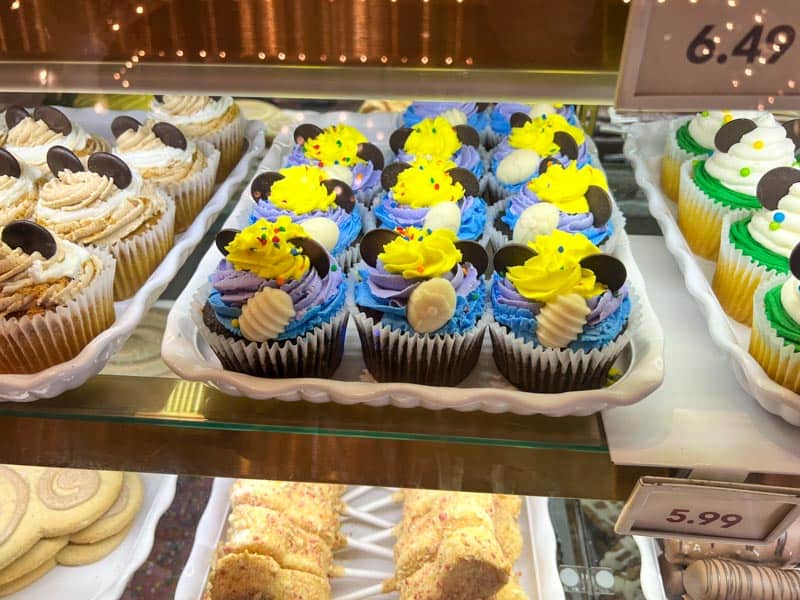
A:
194 216 349 378
248 164 364 270
36 147 175 301
4 105 108 181
661 110 777 202
712 167 800 324
401 101 489 133
488 112 589 203
353 227 489 386
0 149 37 225
486 162 615 251
111 116 219 233
148 95 244 181
286 123 384 205
0 220 115 373
678 117 800 260
749 243 800 393
390 116 484 180
490 230 631 393
373 158 486 241
487 102 579 148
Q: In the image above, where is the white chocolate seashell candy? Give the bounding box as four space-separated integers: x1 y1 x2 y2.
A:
407 277 457 333
322 164 353 186
422 201 462 234
512 202 560 244
239 287 296 342
496 148 540 185
536 292 590 348
299 217 340 252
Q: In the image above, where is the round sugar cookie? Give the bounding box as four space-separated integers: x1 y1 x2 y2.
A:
0 536 67 586
56 523 132 566
0 558 56 597
70 473 143 544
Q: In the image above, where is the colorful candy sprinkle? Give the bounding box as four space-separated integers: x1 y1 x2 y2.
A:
740 167 751 177
753 140 764 149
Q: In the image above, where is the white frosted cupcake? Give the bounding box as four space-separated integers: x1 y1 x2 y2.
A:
0 149 37 225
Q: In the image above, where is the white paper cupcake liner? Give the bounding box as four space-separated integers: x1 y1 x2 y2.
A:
161 141 220 233
751 278 800 393
337 204 375 272
191 282 350 379
109 193 175 301
0 248 116 374
201 115 246 181
484 129 505 151
661 118 696 201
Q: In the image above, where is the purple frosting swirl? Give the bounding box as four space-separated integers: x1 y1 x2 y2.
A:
366 260 480 306
504 188 597 234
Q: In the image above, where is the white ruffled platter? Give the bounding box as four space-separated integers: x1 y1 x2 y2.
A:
624 120 800 426
174 480 563 600
161 111 664 415
0 107 266 402
633 536 669 600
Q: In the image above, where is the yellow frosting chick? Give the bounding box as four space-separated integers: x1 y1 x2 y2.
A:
302 124 368 168
527 163 609 214
403 117 462 161
268 165 337 214
379 227 462 279
392 158 463 208
225 216 310 282
508 113 585 158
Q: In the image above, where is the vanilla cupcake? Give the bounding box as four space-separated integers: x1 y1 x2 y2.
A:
149 95 244 181
4 105 108 181
36 147 174 300
0 220 115 373
0 149 37 225
111 116 219 232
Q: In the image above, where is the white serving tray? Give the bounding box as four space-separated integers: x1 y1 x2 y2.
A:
8 472 177 600
624 120 800 425
174 479 562 600
0 107 266 402
161 111 664 415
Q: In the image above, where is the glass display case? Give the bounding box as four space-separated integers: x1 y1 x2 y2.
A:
0 1 799 598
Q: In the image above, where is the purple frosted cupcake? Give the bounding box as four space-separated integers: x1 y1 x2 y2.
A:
487 102 579 148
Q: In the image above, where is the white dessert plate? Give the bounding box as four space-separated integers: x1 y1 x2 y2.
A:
0 107 266 401
8 472 177 600
624 120 800 425
161 111 663 415
174 479 561 600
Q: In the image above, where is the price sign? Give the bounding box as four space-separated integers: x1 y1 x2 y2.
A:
616 0 800 111
615 477 800 544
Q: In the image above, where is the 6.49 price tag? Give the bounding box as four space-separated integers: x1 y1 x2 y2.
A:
615 477 800 544
617 0 800 110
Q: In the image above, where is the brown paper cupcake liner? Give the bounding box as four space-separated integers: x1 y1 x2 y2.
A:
750 279 800 393
161 142 220 233
336 205 375 273
201 116 246 182
0 249 116 374
192 283 349 379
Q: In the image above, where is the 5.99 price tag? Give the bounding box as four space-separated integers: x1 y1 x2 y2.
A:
616 0 800 110
615 477 800 544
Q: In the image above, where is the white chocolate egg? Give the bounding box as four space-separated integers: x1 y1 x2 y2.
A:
496 148 540 185
322 164 353 186
407 277 457 334
439 108 468 126
536 292 590 348
299 217 340 252
528 103 557 118
512 202 560 244
423 201 462 234
239 287 296 342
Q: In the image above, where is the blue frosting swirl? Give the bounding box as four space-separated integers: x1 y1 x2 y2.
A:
397 145 484 179
373 192 487 241
402 102 489 131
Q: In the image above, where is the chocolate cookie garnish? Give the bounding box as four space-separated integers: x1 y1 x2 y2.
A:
756 167 800 211
714 118 757 152
454 124 480 148
356 142 385 170
447 167 480 198
33 106 72 136
454 240 489 275
381 162 412 190
87 152 132 189
581 254 627 293
293 123 323 146
509 112 532 129
323 179 356 212
288 237 330 277
47 145 84 177
1 220 57 259
215 228 239 255
152 122 187 150
250 171 285 202
538 157 561 175
493 243 536 275
389 127 413 154
783 119 800 148
553 131 579 161
360 228 401 267
153 94 164 104
0 148 21 179
585 185 613 226
110 115 142 139
4 105 29 130
790 242 800 279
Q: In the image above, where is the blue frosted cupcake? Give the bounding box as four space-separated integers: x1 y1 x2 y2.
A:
195 216 348 378
353 227 489 385
285 123 384 204
373 157 486 241
487 102 579 148
248 164 364 269
490 230 632 392
390 116 484 180
402 101 490 133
